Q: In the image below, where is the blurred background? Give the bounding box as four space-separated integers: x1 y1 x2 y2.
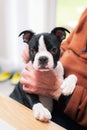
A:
0 0 86 72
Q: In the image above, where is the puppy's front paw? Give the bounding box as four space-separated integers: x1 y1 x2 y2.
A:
32 103 52 122
61 74 77 96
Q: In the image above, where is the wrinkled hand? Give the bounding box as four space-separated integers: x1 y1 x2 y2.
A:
20 62 63 100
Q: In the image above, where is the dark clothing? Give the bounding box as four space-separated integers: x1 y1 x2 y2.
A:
52 100 87 130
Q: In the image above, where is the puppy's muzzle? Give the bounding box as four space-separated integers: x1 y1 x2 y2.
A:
38 56 48 68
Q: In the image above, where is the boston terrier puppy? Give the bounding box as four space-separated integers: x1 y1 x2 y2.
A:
10 27 77 122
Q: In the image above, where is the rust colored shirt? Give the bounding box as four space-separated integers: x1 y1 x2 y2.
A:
60 8 87 127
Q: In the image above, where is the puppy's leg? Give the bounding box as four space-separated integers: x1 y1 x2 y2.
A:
60 74 77 96
10 83 40 108
33 103 52 122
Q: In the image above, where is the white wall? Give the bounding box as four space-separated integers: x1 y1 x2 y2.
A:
0 0 57 71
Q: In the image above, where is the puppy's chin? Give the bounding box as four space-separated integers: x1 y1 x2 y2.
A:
33 65 53 72
38 68 50 72
34 67 51 72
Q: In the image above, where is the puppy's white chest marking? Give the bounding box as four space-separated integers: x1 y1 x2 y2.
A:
54 61 64 79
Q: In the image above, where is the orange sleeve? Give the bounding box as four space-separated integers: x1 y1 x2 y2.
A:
60 29 75 52
64 85 87 127
60 8 87 127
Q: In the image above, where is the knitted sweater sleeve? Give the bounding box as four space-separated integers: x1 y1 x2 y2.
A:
64 85 87 127
60 8 87 127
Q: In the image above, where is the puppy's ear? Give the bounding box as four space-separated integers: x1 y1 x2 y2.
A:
19 30 34 44
51 27 70 40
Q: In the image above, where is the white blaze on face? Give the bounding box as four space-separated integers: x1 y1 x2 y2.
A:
38 35 47 52
33 35 54 70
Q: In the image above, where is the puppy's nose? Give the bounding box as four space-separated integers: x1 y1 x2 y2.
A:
39 56 48 64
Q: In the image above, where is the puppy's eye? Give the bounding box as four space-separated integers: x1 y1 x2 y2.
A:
50 47 57 55
30 48 36 56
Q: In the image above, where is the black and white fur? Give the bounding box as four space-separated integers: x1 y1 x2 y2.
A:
10 27 77 122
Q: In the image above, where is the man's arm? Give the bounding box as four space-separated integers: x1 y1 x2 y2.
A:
64 85 87 127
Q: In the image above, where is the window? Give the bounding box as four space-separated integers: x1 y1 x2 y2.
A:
56 0 87 30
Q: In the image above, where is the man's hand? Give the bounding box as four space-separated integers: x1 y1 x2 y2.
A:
20 62 63 100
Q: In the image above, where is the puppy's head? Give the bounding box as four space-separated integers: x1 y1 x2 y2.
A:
19 27 70 71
